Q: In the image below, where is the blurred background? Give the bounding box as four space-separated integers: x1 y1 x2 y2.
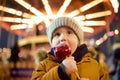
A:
0 0 120 80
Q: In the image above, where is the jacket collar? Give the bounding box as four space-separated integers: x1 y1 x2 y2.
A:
72 44 88 62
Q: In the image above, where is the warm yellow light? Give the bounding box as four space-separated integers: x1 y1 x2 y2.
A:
80 0 104 12
85 10 112 19
74 16 85 21
16 11 22 16
18 35 49 47
1 0 110 34
31 16 44 24
15 0 44 18
14 0 31 9
0 6 3 10
29 7 44 17
0 5 38 19
81 26 94 33
0 16 21 23
67 0 104 17
42 0 53 17
15 18 22 23
0 6 21 16
66 10 80 17
114 29 119 35
0 16 33 24
11 24 27 30
21 19 33 24
57 0 71 16
11 24 33 30
96 40 100 45
79 21 106 26
110 0 119 13
44 19 50 27
22 13 36 19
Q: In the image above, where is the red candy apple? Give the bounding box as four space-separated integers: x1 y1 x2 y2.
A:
53 44 71 60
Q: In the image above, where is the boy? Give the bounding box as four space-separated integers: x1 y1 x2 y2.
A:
31 17 110 80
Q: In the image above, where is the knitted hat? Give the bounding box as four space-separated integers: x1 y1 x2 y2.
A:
47 17 84 46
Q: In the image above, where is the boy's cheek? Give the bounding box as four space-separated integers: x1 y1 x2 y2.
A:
51 41 57 48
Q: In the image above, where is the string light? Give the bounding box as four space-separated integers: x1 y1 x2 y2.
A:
0 0 115 34
114 29 119 35
95 29 119 45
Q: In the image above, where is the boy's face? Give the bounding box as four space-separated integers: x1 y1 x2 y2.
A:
51 26 79 55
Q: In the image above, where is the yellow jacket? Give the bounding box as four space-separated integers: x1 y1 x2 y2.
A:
31 44 110 80
31 52 110 80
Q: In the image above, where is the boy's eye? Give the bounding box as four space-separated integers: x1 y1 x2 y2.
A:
67 31 73 34
54 32 60 37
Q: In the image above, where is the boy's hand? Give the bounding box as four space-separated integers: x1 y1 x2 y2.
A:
62 56 77 75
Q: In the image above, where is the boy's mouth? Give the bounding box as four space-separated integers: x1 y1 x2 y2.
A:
58 42 68 46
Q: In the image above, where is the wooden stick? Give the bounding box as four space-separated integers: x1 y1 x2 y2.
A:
75 71 80 79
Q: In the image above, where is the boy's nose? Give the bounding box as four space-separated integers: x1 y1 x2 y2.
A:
60 34 67 42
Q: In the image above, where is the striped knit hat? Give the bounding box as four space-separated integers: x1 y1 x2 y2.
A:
47 17 84 46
